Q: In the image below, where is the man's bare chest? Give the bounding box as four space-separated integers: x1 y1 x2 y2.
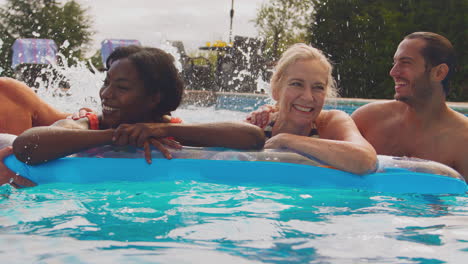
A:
366 123 455 165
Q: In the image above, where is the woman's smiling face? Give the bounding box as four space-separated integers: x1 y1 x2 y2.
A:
99 58 158 128
275 59 328 127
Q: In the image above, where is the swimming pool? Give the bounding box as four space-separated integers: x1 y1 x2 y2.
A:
212 92 468 116
1 102 468 263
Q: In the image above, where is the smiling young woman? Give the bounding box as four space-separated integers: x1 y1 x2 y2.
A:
12 46 265 170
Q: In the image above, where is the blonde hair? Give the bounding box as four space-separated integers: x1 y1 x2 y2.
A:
270 43 338 100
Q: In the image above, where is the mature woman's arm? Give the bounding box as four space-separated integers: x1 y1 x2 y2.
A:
13 119 113 165
266 110 377 174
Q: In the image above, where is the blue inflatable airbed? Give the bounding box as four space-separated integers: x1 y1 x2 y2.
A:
4 147 466 195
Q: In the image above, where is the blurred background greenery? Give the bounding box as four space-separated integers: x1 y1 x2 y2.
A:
0 0 466 100
255 0 467 101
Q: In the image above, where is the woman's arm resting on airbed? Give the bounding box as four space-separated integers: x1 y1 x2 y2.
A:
265 110 377 175
14 121 265 166
113 122 266 150
13 119 114 165
111 121 266 164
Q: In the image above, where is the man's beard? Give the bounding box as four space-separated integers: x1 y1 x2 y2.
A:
394 93 409 102
394 72 432 104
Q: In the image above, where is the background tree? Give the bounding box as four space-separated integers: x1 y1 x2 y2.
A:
308 0 467 101
254 0 314 59
0 0 93 76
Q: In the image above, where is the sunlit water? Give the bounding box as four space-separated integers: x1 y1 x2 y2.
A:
1 52 468 264
2 180 468 263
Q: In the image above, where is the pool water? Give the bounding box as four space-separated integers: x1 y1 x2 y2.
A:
2 178 468 263
213 93 468 117
1 105 468 263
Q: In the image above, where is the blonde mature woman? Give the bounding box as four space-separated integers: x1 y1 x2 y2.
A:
248 43 376 174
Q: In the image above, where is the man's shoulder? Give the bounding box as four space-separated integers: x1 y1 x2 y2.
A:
453 109 468 124
358 100 402 110
453 114 468 142
352 100 402 119
445 108 468 131
436 110 468 153
446 113 468 177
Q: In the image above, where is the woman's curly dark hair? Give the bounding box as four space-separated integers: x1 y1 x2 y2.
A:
106 45 184 117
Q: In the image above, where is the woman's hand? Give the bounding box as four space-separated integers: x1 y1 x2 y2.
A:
245 104 278 128
0 146 36 188
112 123 182 163
67 107 95 120
264 133 291 149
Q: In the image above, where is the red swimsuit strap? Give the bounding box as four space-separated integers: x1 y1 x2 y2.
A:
85 113 99 130
169 116 182 123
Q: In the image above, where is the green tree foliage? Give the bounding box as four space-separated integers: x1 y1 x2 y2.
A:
308 0 467 101
254 0 314 59
0 0 93 76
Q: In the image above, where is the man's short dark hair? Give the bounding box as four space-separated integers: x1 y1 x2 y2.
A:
404 32 455 94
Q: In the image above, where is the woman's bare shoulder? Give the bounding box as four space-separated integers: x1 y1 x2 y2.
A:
318 109 350 124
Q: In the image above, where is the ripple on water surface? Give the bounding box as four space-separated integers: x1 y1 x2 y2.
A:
1 181 468 263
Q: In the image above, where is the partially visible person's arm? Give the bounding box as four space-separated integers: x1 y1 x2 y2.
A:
32 98 69 126
0 146 36 187
0 77 99 136
0 77 68 126
266 110 377 174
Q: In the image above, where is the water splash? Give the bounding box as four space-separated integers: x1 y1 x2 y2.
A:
20 39 185 114
32 54 104 113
